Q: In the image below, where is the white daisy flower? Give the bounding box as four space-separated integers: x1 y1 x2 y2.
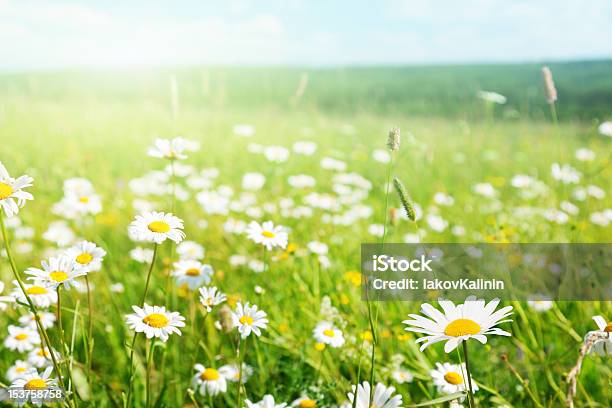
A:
218 363 253 383
430 362 478 395
19 311 56 330
403 296 513 353
53 191 102 218
6 360 33 382
65 241 106 272
27 346 59 368
527 296 554 313
231 302 268 338
11 281 57 308
391 368 414 384
199 286 226 312
147 137 188 160
0 281 13 311
320 157 346 171
242 172 266 191
589 316 612 355
307 241 328 255
264 146 290 163
292 141 317 155
287 175 316 189
191 364 227 396
172 260 212 290
42 221 75 247
130 247 154 263
291 395 318 407
598 121 612 137
26 255 87 290
313 321 345 348
473 182 497 198
177 240 205 260
246 221 288 250
245 394 287 408
11 367 57 406
125 304 185 342
347 381 402 408
128 211 186 244
551 163 581 184
575 148 595 161
0 162 34 217
4 325 40 352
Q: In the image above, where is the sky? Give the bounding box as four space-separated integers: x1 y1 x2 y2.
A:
1 0 611 70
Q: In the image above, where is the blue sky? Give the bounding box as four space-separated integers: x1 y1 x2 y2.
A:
1 0 611 70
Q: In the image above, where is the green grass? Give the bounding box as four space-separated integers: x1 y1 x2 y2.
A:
0 64 610 407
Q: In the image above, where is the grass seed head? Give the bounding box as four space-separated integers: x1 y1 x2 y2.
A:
393 176 415 221
387 127 401 151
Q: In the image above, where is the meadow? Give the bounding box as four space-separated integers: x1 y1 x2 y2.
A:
0 61 610 407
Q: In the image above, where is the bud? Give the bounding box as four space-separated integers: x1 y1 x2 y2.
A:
387 127 400 151
541 66 557 104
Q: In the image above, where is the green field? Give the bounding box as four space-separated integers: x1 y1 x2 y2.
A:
0 62 610 407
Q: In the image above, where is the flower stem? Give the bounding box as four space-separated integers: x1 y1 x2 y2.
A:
145 338 156 408
85 275 94 390
235 337 247 408
462 341 477 407
140 244 159 306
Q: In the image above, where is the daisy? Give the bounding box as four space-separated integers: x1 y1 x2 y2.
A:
191 364 227 396
172 260 213 290
147 137 188 160
64 240 106 273
246 221 288 250
218 363 253 383
430 362 478 395
0 162 34 217
287 175 316 189
291 396 318 407
231 302 268 338
125 304 185 342
598 121 612 137
130 247 154 263
589 316 611 355
527 297 554 313
53 192 102 218
4 325 40 352
11 281 58 308
19 311 56 330
264 146 290 163
26 255 87 290
0 281 13 310
199 286 226 312
245 395 287 408
312 321 345 348
11 367 58 406
391 368 414 384
27 346 59 368
292 141 317 155
403 296 513 352
128 212 185 244
177 240 205 260
42 220 75 247
347 381 402 408
242 172 266 191
6 360 33 382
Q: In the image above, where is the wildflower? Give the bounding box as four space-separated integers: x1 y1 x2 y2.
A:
373 149 391 163
242 172 266 191
27 346 59 368
347 381 402 408
0 281 12 310
473 182 497 198
391 368 414 384
246 220 288 250
130 247 154 263
477 90 507 104
589 316 612 355
0 162 34 217
26 255 87 290
320 157 347 171
245 395 287 408
218 363 253 383
42 220 75 247
18 311 56 330
11 281 57 308
177 240 205 260
231 302 268 338
598 121 612 137
291 396 318 407
551 163 581 184
6 360 32 382
65 241 106 272
541 66 557 104
527 296 554 312
287 175 316 189
264 146 290 163
199 286 226 312
4 325 40 352
125 304 185 342
293 141 317 155
128 211 185 244
233 124 255 137
430 362 478 395
172 260 213 290
575 148 595 161
403 296 513 352
313 321 345 348
147 137 188 160
192 364 227 396
11 367 57 406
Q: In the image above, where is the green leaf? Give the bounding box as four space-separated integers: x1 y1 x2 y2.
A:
407 392 467 407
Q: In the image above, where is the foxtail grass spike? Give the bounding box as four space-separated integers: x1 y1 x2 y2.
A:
393 176 415 221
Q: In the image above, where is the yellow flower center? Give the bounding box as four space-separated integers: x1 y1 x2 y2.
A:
24 378 47 390
37 349 48 357
185 268 200 276
76 252 93 264
142 313 169 328
16 367 27 373
444 319 481 337
299 399 317 408
148 221 170 233
239 315 254 325
0 182 13 200
605 322 612 333
444 371 464 385
200 368 220 381
49 271 69 282
15 333 28 341
26 286 48 295
323 329 335 337
261 230 275 238
314 342 326 351
79 196 90 203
